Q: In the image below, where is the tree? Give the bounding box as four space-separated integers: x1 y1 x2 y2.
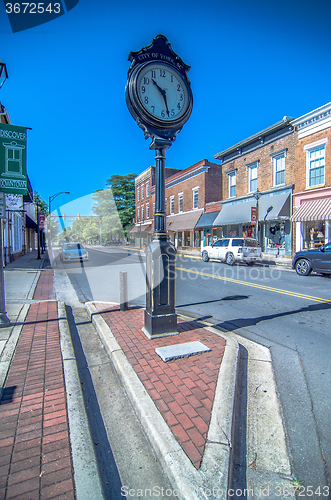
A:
106 173 136 230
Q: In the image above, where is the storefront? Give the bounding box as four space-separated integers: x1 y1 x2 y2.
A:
213 188 293 255
130 222 152 247
291 190 331 252
166 209 204 249
195 211 221 247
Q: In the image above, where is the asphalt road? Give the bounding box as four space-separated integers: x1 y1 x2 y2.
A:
55 246 331 497
175 256 331 497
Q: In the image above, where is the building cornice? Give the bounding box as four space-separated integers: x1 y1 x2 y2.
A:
214 117 294 162
292 102 331 129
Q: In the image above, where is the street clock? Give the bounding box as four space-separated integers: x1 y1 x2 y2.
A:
125 35 193 141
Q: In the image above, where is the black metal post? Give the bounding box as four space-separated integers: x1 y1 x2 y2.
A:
0 218 10 325
142 137 177 339
36 202 41 260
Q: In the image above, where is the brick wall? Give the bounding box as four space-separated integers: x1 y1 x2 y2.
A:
294 129 331 193
221 132 296 200
162 160 221 215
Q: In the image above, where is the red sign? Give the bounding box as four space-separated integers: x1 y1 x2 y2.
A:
251 207 257 225
247 227 253 237
39 213 45 229
230 231 237 237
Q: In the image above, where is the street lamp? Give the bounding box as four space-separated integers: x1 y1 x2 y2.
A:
48 192 70 250
35 196 41 260
0 60 10 325
48 191 70 217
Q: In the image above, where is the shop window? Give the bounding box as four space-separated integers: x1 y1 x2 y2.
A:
177 232 182 246
303 222 325 249
184 231 190 246
306 144 325 187
178 193 183 213
194 231 201 247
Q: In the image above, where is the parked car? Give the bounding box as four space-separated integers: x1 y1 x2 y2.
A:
201 237 262 265
292 242 331 276
60 242 89 263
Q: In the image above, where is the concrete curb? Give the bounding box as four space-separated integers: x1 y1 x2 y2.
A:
58 302 104 500
85 301 239 499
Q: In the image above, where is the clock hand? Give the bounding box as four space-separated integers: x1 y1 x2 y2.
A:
152 79 170 116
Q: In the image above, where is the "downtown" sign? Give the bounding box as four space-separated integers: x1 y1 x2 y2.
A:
0 124 28 195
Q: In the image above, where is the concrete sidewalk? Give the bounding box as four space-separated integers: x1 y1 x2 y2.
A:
0 250 296 499
0 251 103 500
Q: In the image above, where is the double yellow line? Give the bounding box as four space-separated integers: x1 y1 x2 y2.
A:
175 266 331 304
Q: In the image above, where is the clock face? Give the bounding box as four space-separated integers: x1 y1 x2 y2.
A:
135 62 191 123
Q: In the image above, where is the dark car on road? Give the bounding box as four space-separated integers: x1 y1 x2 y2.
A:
292 241 331 276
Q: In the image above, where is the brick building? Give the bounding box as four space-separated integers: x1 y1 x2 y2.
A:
133 165 181 246
213 117 296 256
132 159 222 249
1 102 37 263
290 102 331 252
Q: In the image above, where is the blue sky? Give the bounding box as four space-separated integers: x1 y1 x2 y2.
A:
1 0 331 215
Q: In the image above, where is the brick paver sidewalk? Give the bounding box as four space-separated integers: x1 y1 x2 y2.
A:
0 271 75 500
95 303 226 469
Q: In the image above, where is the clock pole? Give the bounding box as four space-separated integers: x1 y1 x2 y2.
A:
125 35 193 338
142 137 178 339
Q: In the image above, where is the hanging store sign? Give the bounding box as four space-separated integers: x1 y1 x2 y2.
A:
5 194 23 210
39 213 46 229
251 206 257 225
0 124 28 195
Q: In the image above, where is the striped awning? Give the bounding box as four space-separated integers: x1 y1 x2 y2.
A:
290 198 331 222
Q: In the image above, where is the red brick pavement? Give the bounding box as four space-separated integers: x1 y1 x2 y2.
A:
33 270 56 301
0 271 76 500
95 303 226 469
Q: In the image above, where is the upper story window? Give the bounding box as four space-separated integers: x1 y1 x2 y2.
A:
193 188 199 209
227 170 236 198
137 187 140 201
141 205 144 220
153 202 155 215
247 162 258 193
305 140 326 187
165 198 167 215
141 184 144 199
178 193 183 213
146 203 149 219
137 207 140 221
146 182 149 196
273 153 286 186
170 196 175 214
